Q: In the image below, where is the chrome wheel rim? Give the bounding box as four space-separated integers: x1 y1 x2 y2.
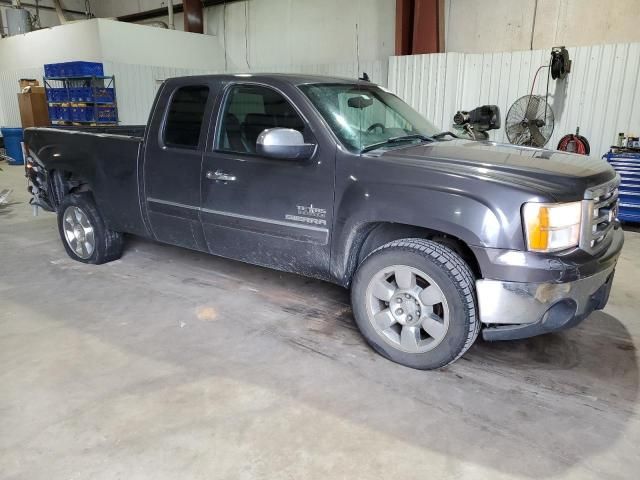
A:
62 206 95 260
365 265 450 354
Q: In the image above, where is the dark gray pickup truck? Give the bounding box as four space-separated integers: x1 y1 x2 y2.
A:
24 74 623 369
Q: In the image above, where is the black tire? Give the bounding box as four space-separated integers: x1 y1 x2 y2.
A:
57 192 124 264
351 238 479 370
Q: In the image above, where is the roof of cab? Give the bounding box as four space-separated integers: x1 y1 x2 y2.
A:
163 73 375 86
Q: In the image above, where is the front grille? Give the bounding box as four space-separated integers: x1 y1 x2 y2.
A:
580 176 620 253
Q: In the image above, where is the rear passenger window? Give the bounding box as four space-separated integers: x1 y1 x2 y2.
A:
164 85 209 149
218 84 306 154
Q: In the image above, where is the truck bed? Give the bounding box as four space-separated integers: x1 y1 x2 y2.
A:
25 125 149 237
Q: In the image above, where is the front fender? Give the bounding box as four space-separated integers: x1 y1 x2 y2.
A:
330 178 529 285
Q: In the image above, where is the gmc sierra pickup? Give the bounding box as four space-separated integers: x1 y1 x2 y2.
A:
24 74 623 369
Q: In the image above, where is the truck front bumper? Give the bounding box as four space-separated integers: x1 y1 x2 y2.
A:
475 228 623 341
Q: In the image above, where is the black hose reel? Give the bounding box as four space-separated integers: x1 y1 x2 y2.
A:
551 46 571 80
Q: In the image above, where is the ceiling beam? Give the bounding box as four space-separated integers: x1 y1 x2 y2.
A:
117 0 242 23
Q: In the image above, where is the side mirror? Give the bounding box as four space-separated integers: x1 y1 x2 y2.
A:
256 128 316 160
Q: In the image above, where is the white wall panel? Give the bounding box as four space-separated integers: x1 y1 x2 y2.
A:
389 43 640 158
100 60 382 126
0 67 43 127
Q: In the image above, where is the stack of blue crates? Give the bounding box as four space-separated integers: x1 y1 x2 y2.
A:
44 61 117 124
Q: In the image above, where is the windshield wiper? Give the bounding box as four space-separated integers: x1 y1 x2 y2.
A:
432 131 459 140
361 134 433 154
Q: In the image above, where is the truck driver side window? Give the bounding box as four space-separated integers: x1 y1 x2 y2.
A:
163 85 210 149
218 84 306 154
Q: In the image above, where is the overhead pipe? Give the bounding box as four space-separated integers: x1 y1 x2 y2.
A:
167 0 174 29
140 20 169 29
117 0 241 24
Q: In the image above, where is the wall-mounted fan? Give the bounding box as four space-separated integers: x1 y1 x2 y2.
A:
505 47 569 148
505 95 554 147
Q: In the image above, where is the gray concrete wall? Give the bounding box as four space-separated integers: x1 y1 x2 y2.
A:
444 0 640 53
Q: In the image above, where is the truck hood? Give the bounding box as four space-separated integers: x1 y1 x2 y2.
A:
379 139 616 201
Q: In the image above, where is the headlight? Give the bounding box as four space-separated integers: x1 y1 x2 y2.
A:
522 202 582 252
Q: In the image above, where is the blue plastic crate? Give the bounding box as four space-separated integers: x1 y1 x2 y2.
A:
47 105 58 120
47 88 69 102
68 87 79 102
48 105 71 122
44 63 62 77
66 61 104 77
0 128 24 165
96 106 117 122
68 87 114 103
69 87 94 102
44 61 104 78
94 88 115 103
71 106 94 122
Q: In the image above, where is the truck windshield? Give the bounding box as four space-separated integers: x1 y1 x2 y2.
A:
299 83 440 153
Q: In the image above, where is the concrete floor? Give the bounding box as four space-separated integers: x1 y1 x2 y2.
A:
1 164 639 479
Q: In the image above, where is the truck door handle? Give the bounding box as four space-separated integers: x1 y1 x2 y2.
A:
206 170 236 182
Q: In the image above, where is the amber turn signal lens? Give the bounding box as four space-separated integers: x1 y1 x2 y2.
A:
522 202 582 253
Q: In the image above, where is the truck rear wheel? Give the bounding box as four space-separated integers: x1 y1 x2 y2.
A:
57 193 123 264
351 238 479 369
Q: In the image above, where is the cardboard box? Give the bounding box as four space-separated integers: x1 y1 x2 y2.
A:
17 92 50 128
19 78 39 89
21 85 45 94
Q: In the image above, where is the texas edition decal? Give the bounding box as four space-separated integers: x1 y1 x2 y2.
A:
285 205 327 226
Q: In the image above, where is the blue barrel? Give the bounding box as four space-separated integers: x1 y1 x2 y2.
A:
0 128 24 165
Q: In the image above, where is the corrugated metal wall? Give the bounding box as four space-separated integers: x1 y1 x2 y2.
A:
389 43 640 158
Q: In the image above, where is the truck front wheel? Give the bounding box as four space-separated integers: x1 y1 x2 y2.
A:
57 193 124 264
351 238 479 369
